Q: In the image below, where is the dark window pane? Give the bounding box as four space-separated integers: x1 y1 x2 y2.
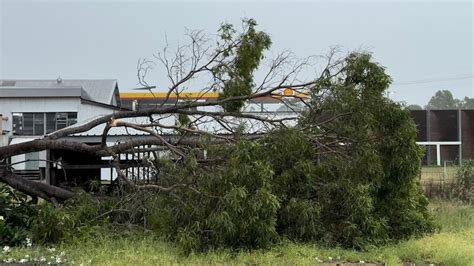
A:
46 113 56 133
12 113 23 135
34 113 44 135
56 113 67 130
67 113 77 126
23 113 34 135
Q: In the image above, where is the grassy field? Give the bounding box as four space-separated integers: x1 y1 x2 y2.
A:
1 201 473 265
420 166 458 183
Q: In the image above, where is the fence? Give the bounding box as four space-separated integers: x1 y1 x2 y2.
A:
420 161 457 198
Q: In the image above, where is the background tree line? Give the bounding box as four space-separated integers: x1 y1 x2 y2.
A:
407 90 474 110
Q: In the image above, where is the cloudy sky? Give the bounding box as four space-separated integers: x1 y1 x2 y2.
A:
1 0 472 105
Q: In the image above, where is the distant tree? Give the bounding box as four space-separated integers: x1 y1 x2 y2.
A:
461 97 474 109
407 104 422 110
425 90 461 110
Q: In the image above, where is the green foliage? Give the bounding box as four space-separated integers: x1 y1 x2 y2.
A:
406 104 422 110
454 160 474 202
177 113 191 128
0 184 36 246
148 142 280 253
28 191 135 244
373 102 434 240
424 90 474 110
278 198 322 241
462 96 474 109
426 90 461 110
1 186 108 246
216 19 271 112
146 101 434 251
29 202 72 244
259 129 323 242
143 52 435 251
296 52 434 248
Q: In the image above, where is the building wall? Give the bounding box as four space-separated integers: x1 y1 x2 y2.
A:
461 110 474 160
411 110 427 142
76 102 120 128
0 97 117 141
0 98 81 138
0 97 118 172
409 110 461 165
429 110 459 141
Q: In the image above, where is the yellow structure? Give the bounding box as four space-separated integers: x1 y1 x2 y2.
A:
120 88 309 102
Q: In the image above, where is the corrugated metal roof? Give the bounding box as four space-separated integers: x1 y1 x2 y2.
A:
0 87 85 98
0 79 118 105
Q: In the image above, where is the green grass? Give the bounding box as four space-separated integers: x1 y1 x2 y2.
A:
2 201 473 265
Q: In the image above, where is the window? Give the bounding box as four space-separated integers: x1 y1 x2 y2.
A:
12 112 78 136
46 113 56 133
12 113 23 135
23 113 34 135
34 113 44 135
56 113 68 130
67 113 77 126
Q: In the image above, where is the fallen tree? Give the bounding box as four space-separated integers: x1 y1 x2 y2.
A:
140 52 436 251
0 19 435 250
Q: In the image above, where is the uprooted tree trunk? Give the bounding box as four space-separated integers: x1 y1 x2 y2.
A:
0 167 75 202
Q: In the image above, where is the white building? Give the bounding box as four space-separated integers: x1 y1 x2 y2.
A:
0 79 123 180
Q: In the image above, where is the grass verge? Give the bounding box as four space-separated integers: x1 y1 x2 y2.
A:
1 201 473 265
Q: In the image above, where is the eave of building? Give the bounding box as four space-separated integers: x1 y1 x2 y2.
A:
80 98 129 111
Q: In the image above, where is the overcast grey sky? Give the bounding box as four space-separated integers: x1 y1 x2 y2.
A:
1 0 472 105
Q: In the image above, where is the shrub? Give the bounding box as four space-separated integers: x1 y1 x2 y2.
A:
28 192 121 244
29 202 73 244
277 198 322 241
147 141 280 252
144 114 434 251
0 184 36 246
454 160 474 202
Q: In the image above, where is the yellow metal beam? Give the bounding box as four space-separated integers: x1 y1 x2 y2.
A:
119 90 310 101
120 91 220 100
